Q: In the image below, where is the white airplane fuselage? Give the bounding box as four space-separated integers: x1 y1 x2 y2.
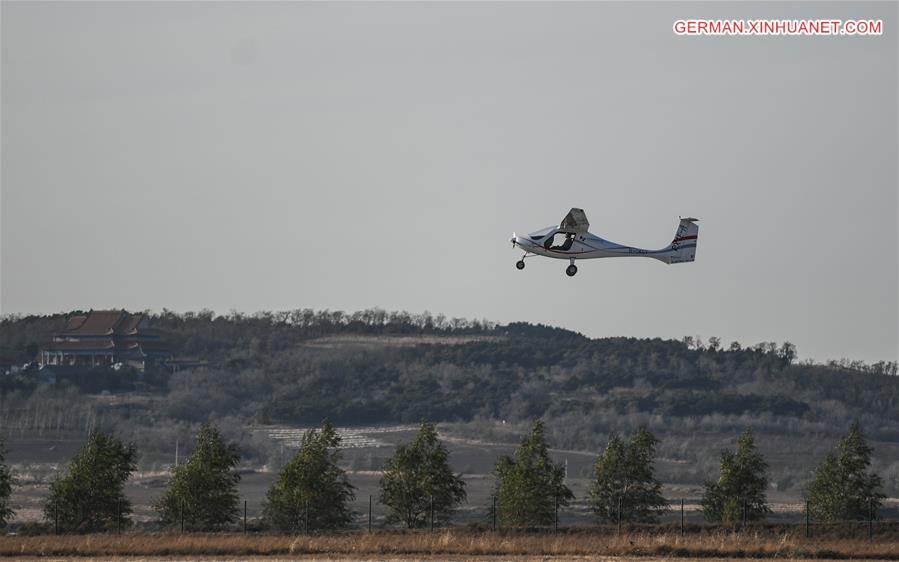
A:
512 222 697 265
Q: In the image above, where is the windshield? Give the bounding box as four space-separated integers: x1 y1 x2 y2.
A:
528 226 557 240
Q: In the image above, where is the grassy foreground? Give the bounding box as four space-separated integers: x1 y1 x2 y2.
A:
1 528 898 560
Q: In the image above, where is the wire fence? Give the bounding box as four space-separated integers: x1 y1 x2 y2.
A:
34 494 898 538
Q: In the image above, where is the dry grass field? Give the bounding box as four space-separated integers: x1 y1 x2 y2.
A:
2 527 898 560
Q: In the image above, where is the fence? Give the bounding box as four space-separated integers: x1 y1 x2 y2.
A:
36 494 897 539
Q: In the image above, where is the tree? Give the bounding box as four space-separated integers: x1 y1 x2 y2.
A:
380 421 466 528
155 423 241 530
264 420 355 530
806 421 885 521
494 420 573 527
588 427 668 523
701 428 770 523
0 440 14 527
778 342 797 364
43 431 136 532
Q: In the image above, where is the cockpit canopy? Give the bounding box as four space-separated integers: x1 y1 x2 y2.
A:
527 226 558 241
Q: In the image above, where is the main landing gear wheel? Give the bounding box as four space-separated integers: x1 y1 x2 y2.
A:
566 264 578 277
516 260 526 270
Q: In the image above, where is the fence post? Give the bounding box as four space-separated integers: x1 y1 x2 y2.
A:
368 495 372 533
54 500 59 535
117 498 121 534
868 497 873 540
554 494 558 533
742 498 747 529
243 500 247 534
617 495 622 536
304 499 309 535
492 495 497 532
180 499 184 533
805 500 810 538
430 495 434 531
680 499 684 536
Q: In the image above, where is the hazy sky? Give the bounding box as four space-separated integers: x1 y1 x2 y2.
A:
2 2 896 362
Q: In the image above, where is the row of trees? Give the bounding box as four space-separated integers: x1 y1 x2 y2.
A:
33 422 463 532
0 420 887 531
699 422 886 523
493 421 886 526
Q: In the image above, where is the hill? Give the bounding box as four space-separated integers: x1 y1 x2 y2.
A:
1 309 897 500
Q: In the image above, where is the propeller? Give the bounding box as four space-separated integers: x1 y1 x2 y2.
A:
510 232 517 247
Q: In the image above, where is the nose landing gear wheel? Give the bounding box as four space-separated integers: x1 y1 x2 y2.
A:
566 264 578 277
516 260 526 270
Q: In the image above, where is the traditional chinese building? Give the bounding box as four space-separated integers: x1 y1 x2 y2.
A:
39 310 172 371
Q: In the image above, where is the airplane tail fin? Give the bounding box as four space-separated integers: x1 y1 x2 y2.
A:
660 217 699 264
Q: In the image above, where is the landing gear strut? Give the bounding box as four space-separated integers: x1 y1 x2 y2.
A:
566 258 577 277
515 253 531 271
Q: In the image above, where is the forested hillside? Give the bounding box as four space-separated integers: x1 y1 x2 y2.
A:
1 309 897 492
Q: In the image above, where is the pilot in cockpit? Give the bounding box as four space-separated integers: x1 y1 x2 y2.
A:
550 233 575 251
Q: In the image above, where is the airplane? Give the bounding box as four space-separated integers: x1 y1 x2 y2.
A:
511 208 698 276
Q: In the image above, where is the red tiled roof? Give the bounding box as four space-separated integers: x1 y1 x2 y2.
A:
114 313 144 335
60 310 125 336
46 310 170 357
59 310 146 336
63 315 87 331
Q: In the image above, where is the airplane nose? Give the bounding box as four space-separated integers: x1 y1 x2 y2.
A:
511 232 518 246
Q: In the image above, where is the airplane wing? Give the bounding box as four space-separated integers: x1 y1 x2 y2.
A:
560 208 589 234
